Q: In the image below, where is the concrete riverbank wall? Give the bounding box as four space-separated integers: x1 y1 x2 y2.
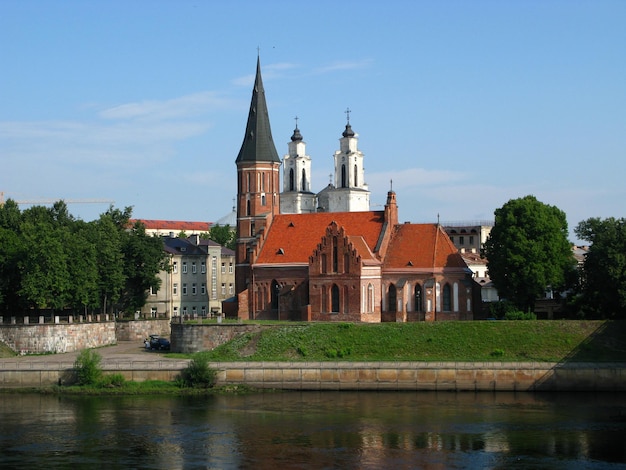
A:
1 360 624 391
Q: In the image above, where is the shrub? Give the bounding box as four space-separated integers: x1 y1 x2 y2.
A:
490 348 505 357
179 355 217 388
504 311 537 320
73 349 103 385
99 373 126 387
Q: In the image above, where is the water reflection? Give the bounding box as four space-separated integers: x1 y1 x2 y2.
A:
0 392 624 469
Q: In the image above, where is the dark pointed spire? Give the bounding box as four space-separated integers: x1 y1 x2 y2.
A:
236 56 281 164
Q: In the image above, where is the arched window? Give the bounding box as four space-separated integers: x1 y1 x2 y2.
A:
367 283 374 313
301 168 307 191
332 237 338 273
414 284 423 312
388 284 397 313
354 164 358 187
289 168 294 191
246 200 251 216
341 165 347 188
443 283 452 312
261 194 266 206
331 284 340 313
271 280 279 311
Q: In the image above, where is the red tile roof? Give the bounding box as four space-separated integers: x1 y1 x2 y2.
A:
130 219 212 232
255 211 385 264
384 223 467 269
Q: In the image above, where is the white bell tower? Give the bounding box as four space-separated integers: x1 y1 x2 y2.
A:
280 118 316 214
327 109 370 212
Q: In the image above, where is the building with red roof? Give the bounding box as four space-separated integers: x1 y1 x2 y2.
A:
234 57 474 322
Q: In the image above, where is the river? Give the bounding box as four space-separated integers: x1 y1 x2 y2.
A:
0 391 625 469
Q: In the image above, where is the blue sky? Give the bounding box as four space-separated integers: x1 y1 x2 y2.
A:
1 1 624 242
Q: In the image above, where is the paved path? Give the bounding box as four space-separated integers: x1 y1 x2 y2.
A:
0 341 184 367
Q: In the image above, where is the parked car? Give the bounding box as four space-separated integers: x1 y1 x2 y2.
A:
149 335 170 351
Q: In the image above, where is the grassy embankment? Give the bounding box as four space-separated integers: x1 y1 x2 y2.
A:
187 320 626 363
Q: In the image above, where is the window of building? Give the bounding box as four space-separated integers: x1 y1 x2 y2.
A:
173 283 178 295
192 283 197 295
201 306 207 316
150 285 157 295
229 283 233 295
331 284 340 313
341 164 347 188
261 194 266 206
201 261 206 273
172 261 178 273
173 306 179 316
221 262 225 274
228 262 233 273
414 284 423 312
182 262 187 274
388 284 397 313
192 306 197 315
201 283 206 295
469 235 474 246
182 283 187 295
289 168 295 191
221 283 226 295
367 283 374 313
192 262 197 273
443 283 452 311
211 256 217 299
182 306 188 315
354 164 358 187
459 236 464 245
151 307 157 317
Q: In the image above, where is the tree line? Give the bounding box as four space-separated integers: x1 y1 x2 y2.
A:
482 195 626 319
0 200 168 317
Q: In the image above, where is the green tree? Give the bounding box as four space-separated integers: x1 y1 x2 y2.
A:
482 195 575 312
67 220 100 314
575 217 626 319
118 220 168 314
19 218 72 312
93 215 125 314
0 200 24 313
205 224 235 250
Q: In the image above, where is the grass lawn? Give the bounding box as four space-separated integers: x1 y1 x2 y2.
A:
190 320 626 363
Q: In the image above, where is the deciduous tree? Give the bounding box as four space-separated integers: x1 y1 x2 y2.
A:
575 217 626 319
482 195 575 312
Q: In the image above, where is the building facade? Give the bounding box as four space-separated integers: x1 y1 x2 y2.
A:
234 57 475 322
142 235 235 319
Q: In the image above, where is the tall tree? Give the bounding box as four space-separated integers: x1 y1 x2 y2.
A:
205 224 236 250
0 200 24 312
575 217 626 319
482 195 575 312
118 221 168 314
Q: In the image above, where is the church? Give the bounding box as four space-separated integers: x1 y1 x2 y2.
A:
234 57 475 322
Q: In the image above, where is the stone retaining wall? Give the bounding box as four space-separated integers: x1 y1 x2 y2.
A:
211 361 626 392
0 322 116 354
170 323 267 353
0 360 624 391
115 319 171 341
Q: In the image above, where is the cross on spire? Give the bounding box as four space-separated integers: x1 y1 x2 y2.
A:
294 115 299 129
345 107 351 124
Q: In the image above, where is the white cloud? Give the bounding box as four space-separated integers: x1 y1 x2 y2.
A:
98 91 238 121
314 59 374 74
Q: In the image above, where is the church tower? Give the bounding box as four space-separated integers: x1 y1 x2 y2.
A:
280 120 317 214
325 111 370 212
235 56 281 297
